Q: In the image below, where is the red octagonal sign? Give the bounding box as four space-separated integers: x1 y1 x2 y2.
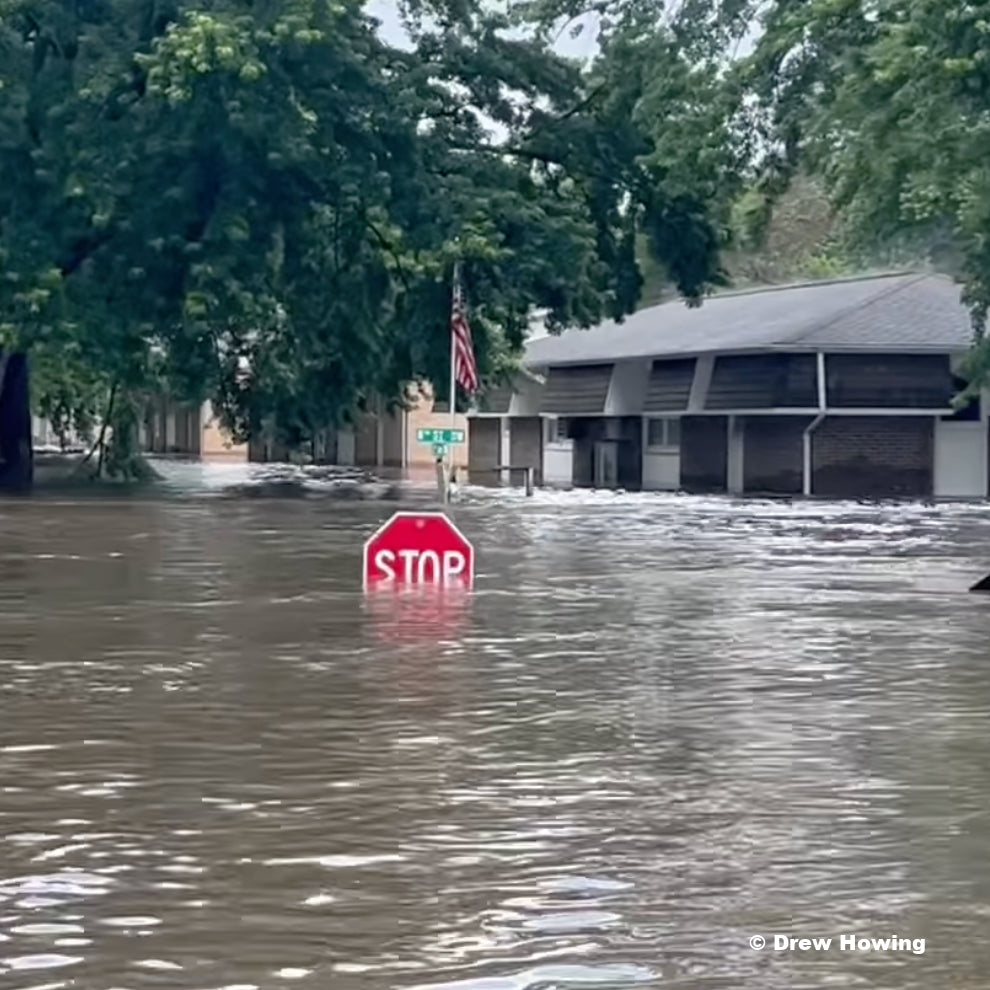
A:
363 511 475 589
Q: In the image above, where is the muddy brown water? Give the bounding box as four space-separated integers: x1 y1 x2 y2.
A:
2 465 990 988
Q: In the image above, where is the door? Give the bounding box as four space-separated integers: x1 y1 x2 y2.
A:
642 417 681 491
593 440 619 488
935 420 986 498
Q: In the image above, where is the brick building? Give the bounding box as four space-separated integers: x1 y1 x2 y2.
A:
469 272 988 499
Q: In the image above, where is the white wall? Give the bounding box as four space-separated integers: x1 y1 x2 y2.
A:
508 374 544 416
642 451 679 490
604 359 650 416
499 416 511 469
934 420 986 498
688 355 715 411
544 440 574 487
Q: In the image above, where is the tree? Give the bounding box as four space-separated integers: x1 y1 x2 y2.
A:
740 0 990 334
0 0 741 480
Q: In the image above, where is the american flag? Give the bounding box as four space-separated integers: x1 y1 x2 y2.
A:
451 264 479 394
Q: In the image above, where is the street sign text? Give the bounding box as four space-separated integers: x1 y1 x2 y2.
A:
417 428 465 445
363 512 475 588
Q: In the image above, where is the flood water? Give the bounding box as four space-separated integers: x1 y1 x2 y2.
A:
3 466 990 989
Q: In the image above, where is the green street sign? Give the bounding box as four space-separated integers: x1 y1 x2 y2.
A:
432 443 448 457
417 428 465 445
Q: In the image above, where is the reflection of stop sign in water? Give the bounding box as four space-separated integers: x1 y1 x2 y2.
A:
364 583 471 646
362 512 474 589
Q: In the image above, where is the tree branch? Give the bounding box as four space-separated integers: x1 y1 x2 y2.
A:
59 227 116 277
72 380 116 477
364 216 413 294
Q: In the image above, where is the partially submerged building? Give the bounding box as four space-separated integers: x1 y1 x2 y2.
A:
135 383 468 474
245 383 470 475
468 272 989 499
142 400 247 460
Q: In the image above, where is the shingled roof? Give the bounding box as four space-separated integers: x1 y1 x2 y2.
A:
524 272 975 368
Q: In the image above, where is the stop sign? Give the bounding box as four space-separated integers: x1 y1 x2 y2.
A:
363 511 475 589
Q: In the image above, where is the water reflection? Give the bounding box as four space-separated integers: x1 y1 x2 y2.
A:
2 483 990 987
363 584 473 646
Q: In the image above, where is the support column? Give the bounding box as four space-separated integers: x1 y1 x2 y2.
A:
499 416 511 485
150 403 159 452
200 401 213 456
376 405 385 468
337 428 356 466
727 415 744 494
165 409 177 452
688 355 715 412
803 352 828 496
982 387 990 498
191 403 202 456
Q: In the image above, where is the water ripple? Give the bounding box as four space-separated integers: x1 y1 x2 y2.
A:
1 491 990 987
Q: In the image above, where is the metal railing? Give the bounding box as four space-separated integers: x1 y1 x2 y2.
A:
494 464 536 495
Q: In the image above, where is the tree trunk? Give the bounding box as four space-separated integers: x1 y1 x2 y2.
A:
0 351 34 491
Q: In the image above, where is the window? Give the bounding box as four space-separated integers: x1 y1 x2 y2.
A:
551 417 569 442
647 417 680 449
825 354 953 408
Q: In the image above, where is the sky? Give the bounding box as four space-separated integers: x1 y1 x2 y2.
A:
362 0 601 148
359 2 761 336
364 0 602 60
360 1 600 339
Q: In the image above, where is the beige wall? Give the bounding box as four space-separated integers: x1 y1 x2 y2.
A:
404 383 469 470
235 384 469 470
143 399 245 460
200 402 248 460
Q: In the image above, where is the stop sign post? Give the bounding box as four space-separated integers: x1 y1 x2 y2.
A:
363 511 474 589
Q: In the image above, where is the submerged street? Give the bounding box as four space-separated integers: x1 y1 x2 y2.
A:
2 474 990 989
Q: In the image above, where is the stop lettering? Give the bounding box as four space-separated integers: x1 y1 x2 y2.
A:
362 512 475 588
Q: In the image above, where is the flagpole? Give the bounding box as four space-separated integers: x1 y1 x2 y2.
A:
450 262 459 436
447 261 459 503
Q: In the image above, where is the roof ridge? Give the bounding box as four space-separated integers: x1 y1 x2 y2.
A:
629 269 920 315
782 271 928 346
709 269 918 302
528 270 922 336
522 267 968 367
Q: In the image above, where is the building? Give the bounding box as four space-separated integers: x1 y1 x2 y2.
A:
142 399 248 459
468 369 547 487
31 399 245 459
247 383 470 475
136 384 469 472
468 272 990 499
31 380 466 472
